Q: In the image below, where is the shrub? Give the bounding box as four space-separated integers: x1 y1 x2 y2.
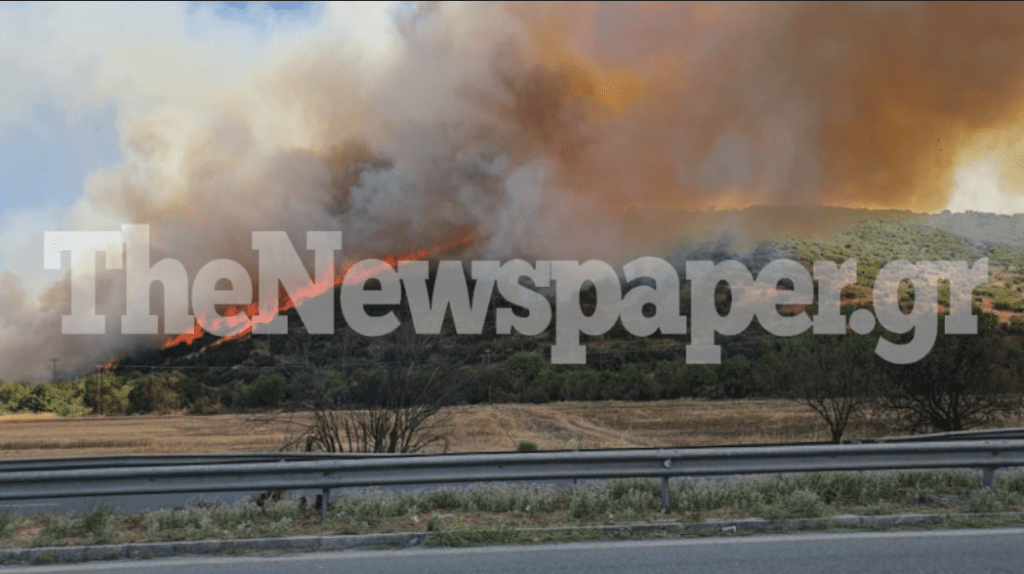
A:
80 507 118 543
251 372 290 409
559 368 600 401
505 352 548 387
14 382 85 416
82 373 133 415
0 381 31 412
517 440 539 452
128 373 184 414
178 375 212 408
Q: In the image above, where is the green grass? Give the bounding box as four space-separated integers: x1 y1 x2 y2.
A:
3 470 1024 550
0 514 18 540
136 497 308 542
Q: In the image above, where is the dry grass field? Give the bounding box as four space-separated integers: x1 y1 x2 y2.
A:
0 398 1018 460
436 400 835 452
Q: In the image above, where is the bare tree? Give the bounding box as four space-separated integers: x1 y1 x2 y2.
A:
884 328 1023 433
770 334 880 443
284 323 478 453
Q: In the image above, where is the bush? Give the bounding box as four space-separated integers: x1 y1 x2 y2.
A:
14 382 85 416
17 386 47 413
516 440 539 452
505 352 548 388
610 363 647 400
560 368 601 401
0 381 31 412
178 375 213 408
251 372 290 409
652 362 719 399
187 396 224 415
80 507 118 543
1009 315 1024 335
315 370 348 406
522 368 559 403
82 373 133 415
719 356 758 398
217 373 296 411
128 373 184 414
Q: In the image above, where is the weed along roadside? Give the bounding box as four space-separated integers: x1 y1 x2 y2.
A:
4 469 1024 563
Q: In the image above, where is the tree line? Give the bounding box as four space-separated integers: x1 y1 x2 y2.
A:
5 312 1022 448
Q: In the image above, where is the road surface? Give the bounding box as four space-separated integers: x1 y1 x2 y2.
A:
3 528 1023 573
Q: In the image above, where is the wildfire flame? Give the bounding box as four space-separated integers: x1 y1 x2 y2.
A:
162 234 476 350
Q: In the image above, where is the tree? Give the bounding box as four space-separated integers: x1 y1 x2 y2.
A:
648 362 718 399
719 356 758 398
770 334 880 443
127 372 187 414
884 323 1023 433
283 323 478 453
0 381 31 413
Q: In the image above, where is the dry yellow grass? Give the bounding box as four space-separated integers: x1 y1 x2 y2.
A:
0 399 902 459
6 398 1022 459
0 414 291 459
434 399 889 453
0 413 59 423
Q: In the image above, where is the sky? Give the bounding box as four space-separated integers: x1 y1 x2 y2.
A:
0 2 321 214
5 1 1024 286
0 2 319 210
0 0 427 379
0 1 333 289
4 2 1024 268
4 1 1024 289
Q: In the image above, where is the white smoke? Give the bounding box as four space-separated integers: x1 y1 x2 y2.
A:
5 2 1024 378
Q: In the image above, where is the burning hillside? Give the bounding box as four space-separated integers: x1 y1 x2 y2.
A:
161 233 476 350
6 2 1024 378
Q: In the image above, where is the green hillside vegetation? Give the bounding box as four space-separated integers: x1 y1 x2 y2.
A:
5 210 1024 440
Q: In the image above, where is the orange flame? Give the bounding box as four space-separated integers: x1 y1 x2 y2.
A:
163 234 476 350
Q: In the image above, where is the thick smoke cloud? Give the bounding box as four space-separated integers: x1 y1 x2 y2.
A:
3 1 1024 378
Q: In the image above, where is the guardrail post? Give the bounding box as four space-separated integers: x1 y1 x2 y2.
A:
321 487 331 520
981 467 996 491
660 459 672 509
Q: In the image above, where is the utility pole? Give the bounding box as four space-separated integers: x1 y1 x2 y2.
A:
50 358 58 384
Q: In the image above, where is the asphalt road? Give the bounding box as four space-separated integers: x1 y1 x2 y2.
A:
4 528 1023 574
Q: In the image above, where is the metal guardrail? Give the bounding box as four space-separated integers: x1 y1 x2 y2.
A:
2 439 1024 516
0 452 405 473
883 428 1024 443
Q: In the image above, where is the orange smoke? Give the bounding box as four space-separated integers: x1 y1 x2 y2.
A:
163 234 476 350
16 1 1024 382
493 2 1024 215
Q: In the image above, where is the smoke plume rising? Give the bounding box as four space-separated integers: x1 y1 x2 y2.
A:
4 1 1024 378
